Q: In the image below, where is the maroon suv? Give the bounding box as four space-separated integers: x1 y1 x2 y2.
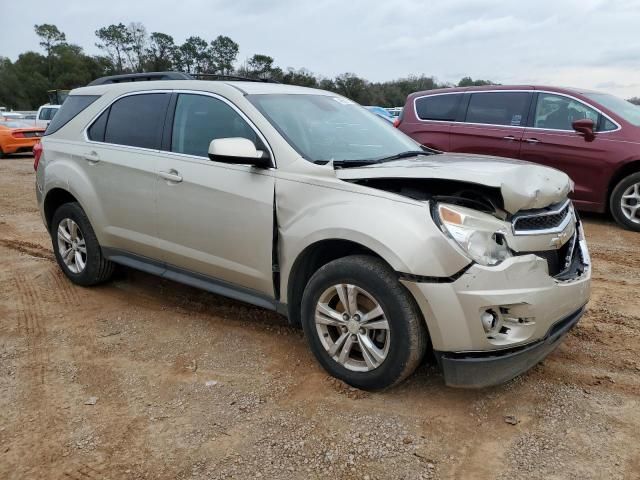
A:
396 85 640 231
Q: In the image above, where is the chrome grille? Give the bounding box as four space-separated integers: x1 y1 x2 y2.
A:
512 201 572 234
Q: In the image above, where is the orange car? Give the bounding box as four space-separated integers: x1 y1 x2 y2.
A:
0 119 45 158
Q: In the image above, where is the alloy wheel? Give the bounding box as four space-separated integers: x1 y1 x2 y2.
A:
621 182 640 224
314 284 390 372
57 218 87 274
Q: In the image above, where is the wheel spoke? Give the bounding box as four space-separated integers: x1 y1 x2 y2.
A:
358 333 385 368
361 304 384 323
316 303 346 325
337 335 355 364
62 248 74 264
57 227 71 244
362 319 389 330
70 221 79 241
75 251 85 271
328 332 349 357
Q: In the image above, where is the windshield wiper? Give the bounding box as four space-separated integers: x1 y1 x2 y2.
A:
370 149 435 163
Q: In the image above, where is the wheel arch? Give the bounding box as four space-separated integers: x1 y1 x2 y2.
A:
44 188 80 231
285 239 396 327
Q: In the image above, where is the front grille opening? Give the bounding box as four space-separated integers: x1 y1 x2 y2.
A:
512 201 571 233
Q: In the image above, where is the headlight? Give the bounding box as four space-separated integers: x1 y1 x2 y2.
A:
436 203 512 266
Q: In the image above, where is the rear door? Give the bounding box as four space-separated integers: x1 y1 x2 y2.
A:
402 93 463 150
155 92 275 296
84 91 170 259
450 91 531 159
520 92 613 208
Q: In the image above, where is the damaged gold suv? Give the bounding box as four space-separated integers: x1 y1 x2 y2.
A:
35 72 591 390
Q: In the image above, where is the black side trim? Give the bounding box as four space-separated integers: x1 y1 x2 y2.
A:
398 262 474 284
102 247 285 315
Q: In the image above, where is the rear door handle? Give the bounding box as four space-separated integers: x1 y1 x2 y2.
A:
84 151 100 164
524 138 541 144
159 170 183 183
502 135 517 141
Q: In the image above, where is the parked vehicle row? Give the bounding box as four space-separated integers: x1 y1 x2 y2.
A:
395 85 640 231
36 72 590 390
0 120 45 158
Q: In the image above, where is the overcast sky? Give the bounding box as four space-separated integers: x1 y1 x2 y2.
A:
2 0 640 98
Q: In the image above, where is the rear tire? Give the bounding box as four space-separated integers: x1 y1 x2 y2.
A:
610 172 640 232
301 255 428 391
51 202 114 286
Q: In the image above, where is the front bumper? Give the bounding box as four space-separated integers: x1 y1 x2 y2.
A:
434 306 584 387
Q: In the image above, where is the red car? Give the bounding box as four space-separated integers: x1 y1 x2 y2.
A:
396 85 640 231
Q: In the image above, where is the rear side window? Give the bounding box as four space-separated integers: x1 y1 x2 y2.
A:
465 92 531 126
44 95 99 135
103 93 170 149
171 93 257 157
39 108 57 120
88 109 109 142
415 94 461 121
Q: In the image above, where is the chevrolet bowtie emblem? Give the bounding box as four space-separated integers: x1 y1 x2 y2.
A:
550 231 569 248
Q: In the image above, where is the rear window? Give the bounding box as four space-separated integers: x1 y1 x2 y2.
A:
44 95 99 135
415 94 462 121
465 92 531 126
102 93 170 149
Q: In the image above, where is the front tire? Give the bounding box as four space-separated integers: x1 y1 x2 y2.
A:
51 202 114 286
610 172 640 232
301 255 428 391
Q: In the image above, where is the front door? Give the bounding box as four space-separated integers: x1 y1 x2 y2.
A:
450 91 531 159
155 92 275 296
520 92 610 208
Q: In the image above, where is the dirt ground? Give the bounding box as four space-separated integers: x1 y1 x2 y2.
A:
1 155 639 480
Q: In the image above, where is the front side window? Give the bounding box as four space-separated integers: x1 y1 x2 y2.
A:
415 94 462 121
171 94 257 157
465 92 531 126
534 93 599 131
585 92 639 127
248 94 419 163
103 93 170 149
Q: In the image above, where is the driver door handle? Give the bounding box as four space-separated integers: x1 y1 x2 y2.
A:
84 150 100 164
524 138 541 144
502 135 517 141
159 170 183 183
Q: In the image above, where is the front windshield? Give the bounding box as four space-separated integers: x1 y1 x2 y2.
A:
585 93 640 126
248 94 419 162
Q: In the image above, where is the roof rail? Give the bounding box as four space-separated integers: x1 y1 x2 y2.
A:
87 71 194 86
190 73 280 83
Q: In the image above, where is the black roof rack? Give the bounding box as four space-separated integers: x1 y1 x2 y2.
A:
87 71 194 86
190 73 280 83
87 71 280 86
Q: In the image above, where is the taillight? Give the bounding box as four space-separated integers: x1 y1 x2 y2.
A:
12 131 25 138
33 142 43 171
393 117 401 128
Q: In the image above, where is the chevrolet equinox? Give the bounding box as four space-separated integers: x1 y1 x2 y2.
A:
35 72 591 389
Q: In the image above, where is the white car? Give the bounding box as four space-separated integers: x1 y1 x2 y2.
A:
34 104 60 128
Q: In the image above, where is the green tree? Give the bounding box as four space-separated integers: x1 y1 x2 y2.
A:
209 35 239 74
95 23 130 73
34 23 66 82
178 36 209 74
458 76 495 87
334 73 370 104
246 54 275 77
125 22 148 72
146 32 176 71
628 97 640 106
281 68 318 87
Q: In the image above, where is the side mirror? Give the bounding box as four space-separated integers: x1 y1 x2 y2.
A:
208 137 271 168
572 119 595 141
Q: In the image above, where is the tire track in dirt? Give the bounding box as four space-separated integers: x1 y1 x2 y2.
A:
0 238 53 261
46 268 82 305
62 461 113 480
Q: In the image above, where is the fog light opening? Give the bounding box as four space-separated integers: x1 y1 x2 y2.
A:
481 309 498 333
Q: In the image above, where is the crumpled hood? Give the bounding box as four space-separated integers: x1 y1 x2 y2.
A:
334 153 573 213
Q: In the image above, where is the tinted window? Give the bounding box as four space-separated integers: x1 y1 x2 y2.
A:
466 92 530 126
39 108 56 120
171 94 257 157
88 109 109 142
104 93 170 149
415 94 461 121
534 93 599 131
44 95 99 135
